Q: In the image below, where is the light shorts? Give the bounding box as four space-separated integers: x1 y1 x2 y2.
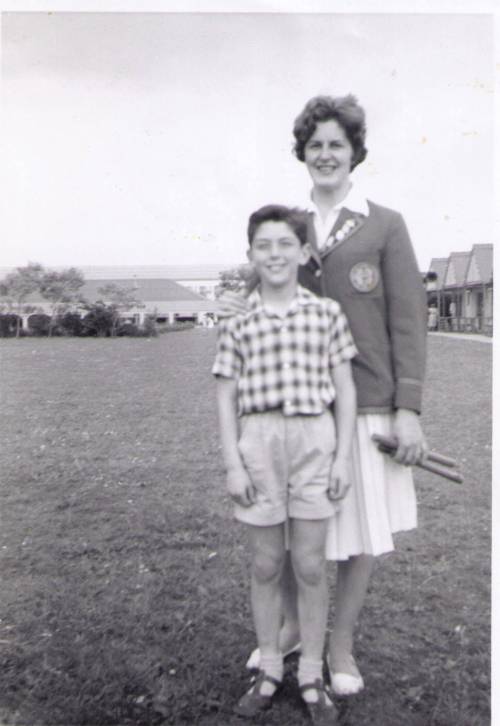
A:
234 409 339 527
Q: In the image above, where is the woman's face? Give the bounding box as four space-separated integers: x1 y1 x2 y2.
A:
303 119 353 191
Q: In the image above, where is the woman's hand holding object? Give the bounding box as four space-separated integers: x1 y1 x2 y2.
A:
393 408 428 466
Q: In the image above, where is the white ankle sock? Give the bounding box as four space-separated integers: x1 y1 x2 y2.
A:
257 654 283 696
298 657 330 704
259 653 283 681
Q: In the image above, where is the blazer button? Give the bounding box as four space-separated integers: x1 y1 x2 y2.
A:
315 269 322 277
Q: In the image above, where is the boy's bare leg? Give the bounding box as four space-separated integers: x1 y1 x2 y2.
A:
329 553 374 674
289 518 330 660
290 517 333 705
279 552 300 650
244 551 299 670
247 523 286 694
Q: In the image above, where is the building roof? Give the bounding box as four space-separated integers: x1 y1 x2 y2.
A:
0 277 222 315
469 243 493 284
427 245 493 291
1 278 208 304
443 251 471 288
78 264 235 280
81 278 207 303
428 258 448 289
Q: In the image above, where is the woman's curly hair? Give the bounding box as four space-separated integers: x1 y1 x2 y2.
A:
292 95 368 171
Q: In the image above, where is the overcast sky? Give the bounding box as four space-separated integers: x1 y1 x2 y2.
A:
0 10 495 271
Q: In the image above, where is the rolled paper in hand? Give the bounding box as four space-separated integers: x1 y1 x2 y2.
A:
372 434 457 467
416 458 464 484
371 434 463 484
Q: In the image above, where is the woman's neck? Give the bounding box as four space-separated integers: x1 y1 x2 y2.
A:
312 179 352 220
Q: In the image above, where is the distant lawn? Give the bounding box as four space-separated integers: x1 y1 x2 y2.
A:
0 332 491 726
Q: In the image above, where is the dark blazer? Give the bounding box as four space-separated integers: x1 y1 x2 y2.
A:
299 201 427 414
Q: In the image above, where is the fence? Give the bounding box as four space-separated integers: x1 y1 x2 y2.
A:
436 316 493 336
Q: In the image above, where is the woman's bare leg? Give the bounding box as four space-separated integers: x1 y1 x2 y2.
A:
328 553 374 674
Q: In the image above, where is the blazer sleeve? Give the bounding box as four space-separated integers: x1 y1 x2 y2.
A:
381 212 427 413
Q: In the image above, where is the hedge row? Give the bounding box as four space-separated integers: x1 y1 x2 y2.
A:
0 313 195 338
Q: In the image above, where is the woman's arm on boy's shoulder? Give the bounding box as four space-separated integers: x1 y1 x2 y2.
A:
216 377 256 507
329 360 357 501
216 290 249 318
215 269 258 318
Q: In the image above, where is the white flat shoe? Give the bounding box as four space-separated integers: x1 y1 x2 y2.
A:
327 653 364 696
245 642 301 671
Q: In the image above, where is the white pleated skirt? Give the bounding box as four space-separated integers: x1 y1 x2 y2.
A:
325 413 417 561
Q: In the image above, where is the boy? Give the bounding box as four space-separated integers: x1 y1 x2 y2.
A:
212 205 357 723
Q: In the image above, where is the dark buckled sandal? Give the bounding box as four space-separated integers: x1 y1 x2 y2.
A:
234 670 282 717
300 678 339 724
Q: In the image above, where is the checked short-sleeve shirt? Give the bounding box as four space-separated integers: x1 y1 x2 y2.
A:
212 285 357 416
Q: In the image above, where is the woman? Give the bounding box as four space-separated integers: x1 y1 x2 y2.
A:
219 94 428 696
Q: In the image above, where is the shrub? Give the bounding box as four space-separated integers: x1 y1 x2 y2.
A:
82 306 114 337
116 320 158 338
27 313 51 336
57 312 84 337
141 317 158 337
116 322 140 337
156 321 195 334
0 313 20 337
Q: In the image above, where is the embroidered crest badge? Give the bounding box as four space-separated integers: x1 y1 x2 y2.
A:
349 262 380 293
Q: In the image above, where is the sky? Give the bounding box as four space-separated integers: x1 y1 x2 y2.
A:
0 9 495 271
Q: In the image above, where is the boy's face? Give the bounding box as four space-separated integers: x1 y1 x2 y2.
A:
248 220 311 289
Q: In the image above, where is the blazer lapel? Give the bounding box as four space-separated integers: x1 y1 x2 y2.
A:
306 212 322 268
319 208 368 260
296 212 323 295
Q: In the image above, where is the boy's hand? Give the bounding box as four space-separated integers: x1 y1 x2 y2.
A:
328 456 351 501
226 466 257 508
216 290 249 318
393 408 428 466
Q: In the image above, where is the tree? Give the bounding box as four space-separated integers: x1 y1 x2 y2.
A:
39 268 86 337
82 304 115 337
215 263 254 297
0 263 44 337
96 283 144 337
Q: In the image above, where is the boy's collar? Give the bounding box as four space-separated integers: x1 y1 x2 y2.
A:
247 284 317 313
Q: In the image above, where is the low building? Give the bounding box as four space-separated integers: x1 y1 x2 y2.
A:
425 244 493 334
77 277 217 325
0 264 233 329
75 265 229 301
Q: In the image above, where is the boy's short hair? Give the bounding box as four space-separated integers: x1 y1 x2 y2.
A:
292 94 368 171
247 204 309 247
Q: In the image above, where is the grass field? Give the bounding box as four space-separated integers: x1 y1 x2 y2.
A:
0 331 491 726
